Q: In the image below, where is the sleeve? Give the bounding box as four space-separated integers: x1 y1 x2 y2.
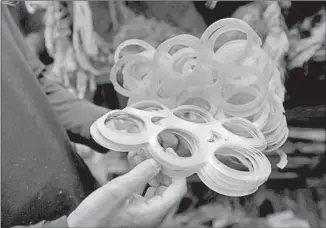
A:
12 216 69 228
3 4 109 153
38 74 110 153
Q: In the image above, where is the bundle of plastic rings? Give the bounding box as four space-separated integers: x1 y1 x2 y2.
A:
91 18 289 197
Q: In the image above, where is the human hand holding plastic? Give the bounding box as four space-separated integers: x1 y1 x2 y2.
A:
67 158 187 228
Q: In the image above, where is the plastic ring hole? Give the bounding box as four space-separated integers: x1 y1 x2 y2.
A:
112 62 128 92
104 112 144 134
222 119 257 139
213 108 230 120
220 82 267 115
123 60 154 90
172 51 198 75
173 107 211 124
151 117 166 125
167 44 194 57
157 129 195 158
181 97 212 112
214 147 253 172
114 39 155 62
119 45 148 58
131 101 165 112
227 66 259 85
155 38 200 78
170 47 198 75
211 29 247 54
110 55 155 97
224 89 257 106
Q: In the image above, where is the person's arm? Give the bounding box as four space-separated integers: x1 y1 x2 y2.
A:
144 1 207 35
38 74 110 153
4 3 109 153
12 216 68 228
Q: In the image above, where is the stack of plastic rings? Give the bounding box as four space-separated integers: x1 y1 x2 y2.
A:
91 100 272 196
109 18 287 151
94 18 289 197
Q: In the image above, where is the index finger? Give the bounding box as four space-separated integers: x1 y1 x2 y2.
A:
105 158 161 198
158 132 179 151
145 178 187 212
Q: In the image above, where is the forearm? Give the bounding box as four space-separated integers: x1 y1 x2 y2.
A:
12 216 69 228
38 74 109 153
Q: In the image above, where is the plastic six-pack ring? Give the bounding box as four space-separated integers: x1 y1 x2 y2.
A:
91 18 289 197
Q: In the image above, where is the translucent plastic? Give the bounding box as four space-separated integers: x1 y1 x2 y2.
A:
114 39 155 63
91 100 276 196
92 18 289 197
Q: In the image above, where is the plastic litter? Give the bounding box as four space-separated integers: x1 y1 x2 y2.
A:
91 18 289 197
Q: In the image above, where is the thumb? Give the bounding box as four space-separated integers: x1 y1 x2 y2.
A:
105 159 161 197
158 132 179 151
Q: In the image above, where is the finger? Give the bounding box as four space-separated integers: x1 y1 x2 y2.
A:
144 186 157 199
128 125 139 133
131 155 155 195
145 178 187 212
133 151 158 188
148 174 160 187
149 148 177 187
132 154 151 195
159 170 171 186
106 159 161 198
159 148 178 186
144 185 167 200
159 132 179 151
127 151 137 166
132 155 144 167
106 159 130 174
130 150 147 167
155 186 167 196
165 147 178 157
136 148 147 159
106 150 125 159
127 194 146 206
175 139 192 157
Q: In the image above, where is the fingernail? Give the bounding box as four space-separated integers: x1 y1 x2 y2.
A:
166 148 178 157
149 178 160 187
127 151 136 164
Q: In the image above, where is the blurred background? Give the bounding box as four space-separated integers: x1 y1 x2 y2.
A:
8 1 325 227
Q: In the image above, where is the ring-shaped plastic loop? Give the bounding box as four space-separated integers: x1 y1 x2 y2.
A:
201 18 262 63
172 105 214 124
215 77 268 117
176 88 217 114
110 54 159 97
197 143 271 196
215 40 275 83
114 39 155 63
154 36 203 80
148 128 208 170
97 110 150 146
130 100 170 113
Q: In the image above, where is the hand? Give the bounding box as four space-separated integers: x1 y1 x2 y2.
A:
67 158 187 228
157 132 191 158
74 143 131 186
